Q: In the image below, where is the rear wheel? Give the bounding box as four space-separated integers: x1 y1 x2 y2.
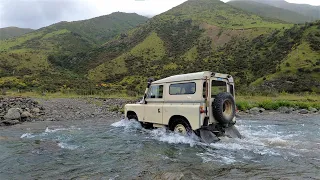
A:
170 118 192 135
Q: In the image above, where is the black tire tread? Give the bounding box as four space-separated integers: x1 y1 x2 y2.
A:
212 92 236 125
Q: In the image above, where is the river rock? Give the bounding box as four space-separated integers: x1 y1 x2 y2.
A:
299 109 309 114
308 108 318 113
32 108 41 113
4 108 21 120
155 172 184 180
1 120 20 126
21 111 33 118
249 107 261 115
278 107 292 114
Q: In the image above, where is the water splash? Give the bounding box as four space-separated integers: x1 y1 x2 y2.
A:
58 142 79 150
45 126 81 133
112 119 200 147
20 133 35 139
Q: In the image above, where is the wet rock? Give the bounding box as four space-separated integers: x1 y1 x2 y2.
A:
1 120 20 126
4 108 21 120
278 107 292 114
259 108 265 113
299 109 309 114
21 111 33 118
155 172 184 180
32 108 41 113
289 107 295 112
308 108 318 113
249 107 260 115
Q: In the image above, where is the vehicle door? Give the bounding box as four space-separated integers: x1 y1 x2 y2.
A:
209 78 229 122
144 84 164 124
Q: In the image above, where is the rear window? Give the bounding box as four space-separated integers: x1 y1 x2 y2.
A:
212 80 226 97
169 82 196 95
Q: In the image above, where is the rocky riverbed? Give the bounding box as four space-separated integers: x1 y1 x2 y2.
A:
0 97 319 127
0 97 137 126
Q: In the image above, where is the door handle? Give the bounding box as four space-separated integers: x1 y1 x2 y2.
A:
158 108 160 113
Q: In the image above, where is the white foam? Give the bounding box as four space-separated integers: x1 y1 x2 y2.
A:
149 128 199 147
20 133 35 138
111 119 306 163
111 120 200 147
111 119 142 129
45 126 81 133
58 142 78 150
197 152 237 164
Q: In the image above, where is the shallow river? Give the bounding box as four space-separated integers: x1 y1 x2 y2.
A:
0 115 319 179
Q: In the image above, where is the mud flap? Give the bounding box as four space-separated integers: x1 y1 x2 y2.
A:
224 125 242 139
199 129 220 144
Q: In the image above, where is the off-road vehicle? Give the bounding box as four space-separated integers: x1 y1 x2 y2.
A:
125 71 241 143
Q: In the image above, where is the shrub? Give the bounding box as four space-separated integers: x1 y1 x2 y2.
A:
236 101 253 111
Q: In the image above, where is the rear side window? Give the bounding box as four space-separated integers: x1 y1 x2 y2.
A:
169 82 196 95
147 85 163 99
212 80 226 97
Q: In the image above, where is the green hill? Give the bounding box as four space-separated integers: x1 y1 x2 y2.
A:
0 27 34 40
1 0 319 95
228 0 314 24
230 0 320 21
0 12 148 79
84 0 318 94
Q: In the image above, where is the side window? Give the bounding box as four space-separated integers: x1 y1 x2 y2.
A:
203 81 207 98
230 84 234 97
147 85 163 99
169 82 196 95
212 80 226 97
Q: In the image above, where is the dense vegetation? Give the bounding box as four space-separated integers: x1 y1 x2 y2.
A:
1 0 319 97
0 12 148 94
0 27 34 40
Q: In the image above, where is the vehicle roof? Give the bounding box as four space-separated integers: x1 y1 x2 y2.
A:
153 71 213 84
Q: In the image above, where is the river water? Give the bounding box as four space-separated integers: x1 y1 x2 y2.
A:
0 115 319 179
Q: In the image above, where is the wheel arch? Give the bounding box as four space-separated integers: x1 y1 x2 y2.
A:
126 111 138 120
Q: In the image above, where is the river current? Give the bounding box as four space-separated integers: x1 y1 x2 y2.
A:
0 115 319 179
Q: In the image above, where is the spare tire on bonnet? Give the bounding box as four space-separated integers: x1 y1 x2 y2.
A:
212 92 236 126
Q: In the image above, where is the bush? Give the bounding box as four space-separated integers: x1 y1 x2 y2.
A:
236 101 253 111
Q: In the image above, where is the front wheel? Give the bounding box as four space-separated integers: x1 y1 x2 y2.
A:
170 119 192 135
127 113 138 121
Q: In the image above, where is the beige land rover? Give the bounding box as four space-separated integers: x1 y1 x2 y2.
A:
125 71 241 143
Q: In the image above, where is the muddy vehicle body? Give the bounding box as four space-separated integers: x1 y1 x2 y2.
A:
125 71 241 143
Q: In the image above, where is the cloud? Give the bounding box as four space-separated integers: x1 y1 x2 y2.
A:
0 0 97 29
0 0 319 29
0 0 188 29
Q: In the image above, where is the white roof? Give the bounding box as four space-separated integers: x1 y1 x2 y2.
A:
153 71 213 84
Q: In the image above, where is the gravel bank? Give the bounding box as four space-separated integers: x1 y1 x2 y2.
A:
1 97 138 126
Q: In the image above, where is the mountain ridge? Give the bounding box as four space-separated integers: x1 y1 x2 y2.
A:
229 0 320 20
228 0 315 23
0 27 34 40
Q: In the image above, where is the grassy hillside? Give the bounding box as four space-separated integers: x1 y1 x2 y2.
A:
49 12 149 45
1 0 319 96
82 0 301 95
230 0 320 21
0 12 148 85
0 27 34 40
228 1 314 24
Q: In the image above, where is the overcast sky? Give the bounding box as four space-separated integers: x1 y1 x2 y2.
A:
0 0 319 29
